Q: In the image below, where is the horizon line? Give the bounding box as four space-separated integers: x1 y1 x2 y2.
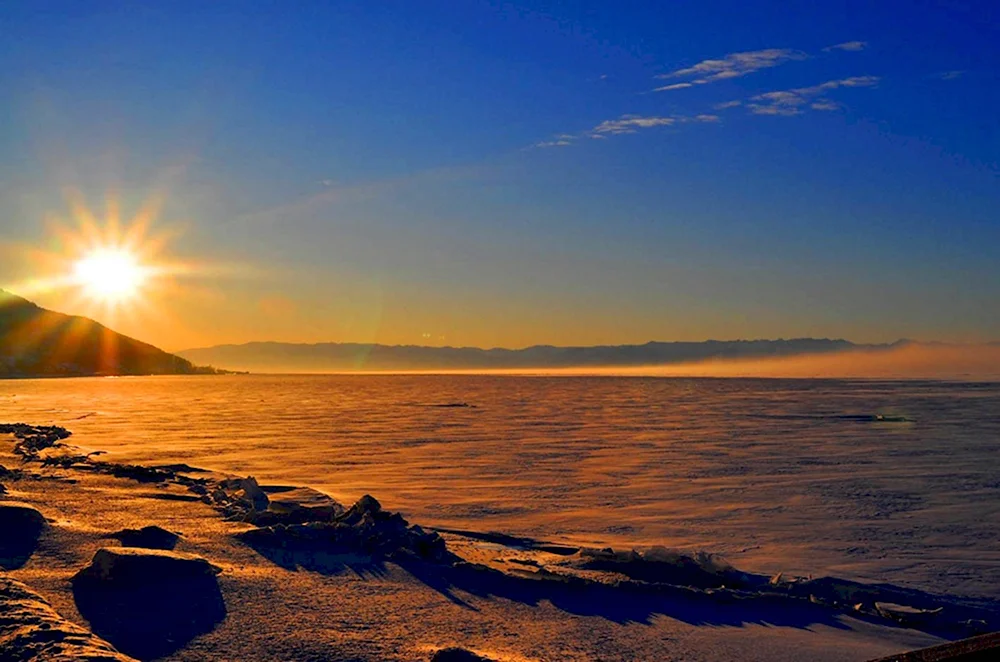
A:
175 337 962 355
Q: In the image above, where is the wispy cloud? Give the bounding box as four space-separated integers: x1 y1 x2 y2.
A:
823 41 867 52
653 82 694 92
796 75 880 94
653 42 869 93
654 48 807 91
533 42 876 147
592 115 678 135
533 139 574 148
745 76 880 115
531 133 578 149
589 113 721 136
532 113 719 147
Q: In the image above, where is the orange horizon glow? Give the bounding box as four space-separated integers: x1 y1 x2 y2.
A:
1 193 995 358
167 343 1000 380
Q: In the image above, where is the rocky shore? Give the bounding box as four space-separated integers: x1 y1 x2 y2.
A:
2 422 995 661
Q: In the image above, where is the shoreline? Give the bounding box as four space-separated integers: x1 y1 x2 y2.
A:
3 421 998 660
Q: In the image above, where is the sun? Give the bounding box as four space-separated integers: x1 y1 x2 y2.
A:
3 190 205 329
72 247 149 303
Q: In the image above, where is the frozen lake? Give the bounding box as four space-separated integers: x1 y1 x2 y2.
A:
3 374 998 600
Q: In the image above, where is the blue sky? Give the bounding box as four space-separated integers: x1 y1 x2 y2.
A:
0 1 997 349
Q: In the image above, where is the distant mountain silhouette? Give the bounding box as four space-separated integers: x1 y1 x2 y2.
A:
178 338 899 373
0 290 211 377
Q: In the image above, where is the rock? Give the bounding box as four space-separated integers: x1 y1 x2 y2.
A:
431 648 496 662
875 601 944 627
572 546 751 589
214 475 269 515
237 494 456 572
72 548 226 660
0 503 45 570
104 462 175 483
107 525 181 550
0 577 136 661
75 547 221 584
0 423 72 458
151 463 209 473
340 493 383 525
249 485 345 526
0 464 22 481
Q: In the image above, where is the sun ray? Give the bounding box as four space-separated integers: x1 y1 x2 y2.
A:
126 193 165 246
104 193 121 239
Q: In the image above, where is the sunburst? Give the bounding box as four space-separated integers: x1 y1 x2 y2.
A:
8 190 194 327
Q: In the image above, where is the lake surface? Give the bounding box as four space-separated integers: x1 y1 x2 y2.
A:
2 375 999 600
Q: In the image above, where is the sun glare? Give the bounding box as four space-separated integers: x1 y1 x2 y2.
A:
72 248 148 302
4 190 208 330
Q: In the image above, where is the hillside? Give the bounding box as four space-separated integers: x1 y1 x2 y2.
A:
0 290 208 377
177 338 887 373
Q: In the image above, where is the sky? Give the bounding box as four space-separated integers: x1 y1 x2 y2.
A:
0 1 997 352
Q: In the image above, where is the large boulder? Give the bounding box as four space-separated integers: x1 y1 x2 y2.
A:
106 525 181 550
75 547 220 584
0 503 45 570
0 577 136 661
73 548 226 660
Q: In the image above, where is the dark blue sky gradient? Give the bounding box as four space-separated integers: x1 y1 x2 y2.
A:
1 1 997 348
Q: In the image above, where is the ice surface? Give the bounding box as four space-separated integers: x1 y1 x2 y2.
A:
2 374 999 602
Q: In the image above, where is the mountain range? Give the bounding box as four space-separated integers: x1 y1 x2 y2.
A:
0 290 210 377
177 338 902 373
1 289 930 376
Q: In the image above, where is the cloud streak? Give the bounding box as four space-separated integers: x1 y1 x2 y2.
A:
531 133 576 148
532 114 720 147
533 40 876 147
533 139 573 148
591 115 677 135
652 82 694 92
654 48 807 91
745 76 880 116
653 41 868 93
590 113 721 136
